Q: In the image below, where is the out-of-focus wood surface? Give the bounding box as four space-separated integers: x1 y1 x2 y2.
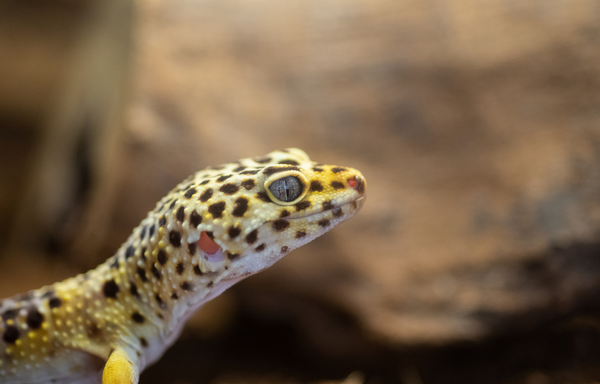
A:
2 0 600 383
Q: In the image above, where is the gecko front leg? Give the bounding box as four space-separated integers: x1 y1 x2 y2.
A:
102 347 139 384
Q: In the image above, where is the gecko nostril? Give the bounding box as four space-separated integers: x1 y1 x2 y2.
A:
347 177 357 189
348 176 365 194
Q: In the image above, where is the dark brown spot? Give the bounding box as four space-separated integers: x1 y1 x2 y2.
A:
49 297 62 308
103 280 119 299
130 283 140 298
131 312 145 324
332 208 343 218
140 226 147 240
3 325 20 344
279 159 300 165
208 202 226 218
137 267 148 282
355 177 365 194
263 166 300 176
233 166 246 172
205 231 214 240
233 197 249 217
190 210 202 227
228 226 241 238
200 180 210 185
184 188 197 199
226 252 240 260
41 290 55 299
200 188 214 202
87 322 101 338
255 244 266 252
295 230 306 239
220 183 239 195
318 219 330 227
323 201 334 210
272 219 289 232
125 245 135 259
193 265 202 275
176 263 185 275
207 281 214 288
295 201 311 211
176 206 185 222
281 246 289 253
255 157 272 164
181 282 193 291
151 265 161 279
279 210 290 218
313 167 324 172
331 167 347 173
149 225 155 237
241 179 255 190
155 294 166 309
169 231 182 247
157 250 168 265
2 309 18 320
309 180 323 192
245 229 258 244
26 308 44 330
188 242 197 255
169 200 177 210
140 337 149 348
159 215 166 227
331 181 344 190
240 170 259 175
17 293 33 302
110 258 119 269
171 293 179 300
256 191 270 202
216 174 232 182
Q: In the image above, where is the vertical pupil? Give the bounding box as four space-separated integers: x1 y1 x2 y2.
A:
268 176 303 202
284 180 290 200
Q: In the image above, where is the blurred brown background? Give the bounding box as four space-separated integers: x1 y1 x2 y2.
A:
1 0 600 383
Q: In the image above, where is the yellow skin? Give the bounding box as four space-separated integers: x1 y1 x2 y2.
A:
0 148 366 384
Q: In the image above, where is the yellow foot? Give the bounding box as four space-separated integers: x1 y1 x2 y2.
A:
102 347 139 384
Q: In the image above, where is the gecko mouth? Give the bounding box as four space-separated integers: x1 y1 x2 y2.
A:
222 197 365 281
287 196 365 220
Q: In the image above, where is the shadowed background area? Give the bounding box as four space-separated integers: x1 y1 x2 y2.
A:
1 0 600 383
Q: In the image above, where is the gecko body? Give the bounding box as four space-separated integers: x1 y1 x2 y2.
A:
0 148 366 384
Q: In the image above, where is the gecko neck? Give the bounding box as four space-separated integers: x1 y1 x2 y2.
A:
141 267 246 369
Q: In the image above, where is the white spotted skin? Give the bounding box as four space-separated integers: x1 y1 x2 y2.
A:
0 148 366 383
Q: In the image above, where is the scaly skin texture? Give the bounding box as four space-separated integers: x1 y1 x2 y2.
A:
0 148 366 384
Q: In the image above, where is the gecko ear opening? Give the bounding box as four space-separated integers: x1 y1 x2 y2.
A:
198 231 220 254
197 231 226 272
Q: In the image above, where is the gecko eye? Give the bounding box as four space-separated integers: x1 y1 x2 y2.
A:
264 171 309 205
269 176 303 202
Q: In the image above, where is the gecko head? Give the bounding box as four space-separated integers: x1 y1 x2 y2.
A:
213 153 366 281
147 148 365 297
